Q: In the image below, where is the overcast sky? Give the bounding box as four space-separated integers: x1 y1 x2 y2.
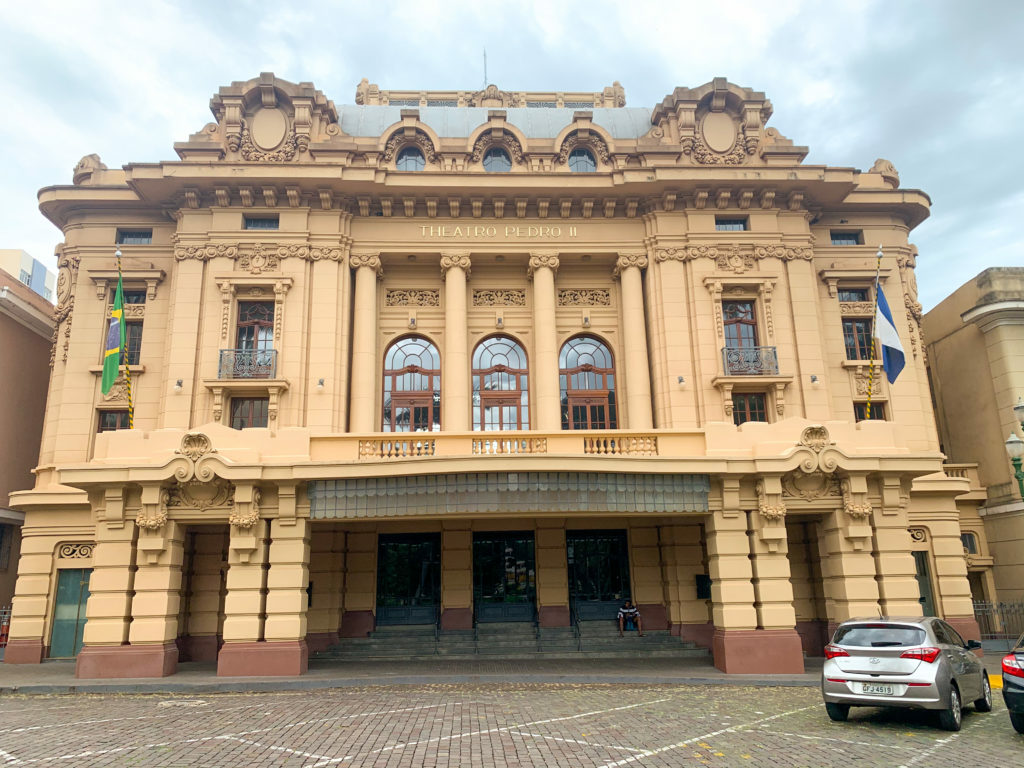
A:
2 0 1021 310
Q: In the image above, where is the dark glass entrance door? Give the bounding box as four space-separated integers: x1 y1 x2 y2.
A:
50 568 91 657
376 533 441 625
473 532 536 622
568 530 631 621
913 551 937 617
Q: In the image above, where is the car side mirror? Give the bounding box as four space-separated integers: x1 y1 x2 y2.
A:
966 640 982 650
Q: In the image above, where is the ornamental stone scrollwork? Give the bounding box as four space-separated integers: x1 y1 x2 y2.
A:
870 158 900 188
275 244 310 262
558 289 611 306
238 123 298 162
897 248 923 359
102 374 131 403
51 247 79 366
473 289 526 307
238 244 280 274
180 432 213 462
470 132 524 164
908 527 927 543
555 131 610 165
228 488 261 528
386 289 440 307
613 252 648 277
654 247 694 263
686 120 750 165
57 542 94 559
753 244 813 262
382 129 439 164
800 425 831 453
790 426 842 476
165 477 235 510
714 245 755 274
528 252 560 277
174 244 238 262
309 247 345 262
440 251 472 279
841 478 873 519
350 252 383 277
755 479 787 521
840 301 875 316
135 507 168 530
781 470 842 502
170 432 221 484
466 84 522 108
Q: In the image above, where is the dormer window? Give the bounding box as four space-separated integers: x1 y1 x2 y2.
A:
396 146 425 171
244 216 279 230
116 229 152 245
483 148 512 173
568 148 596 172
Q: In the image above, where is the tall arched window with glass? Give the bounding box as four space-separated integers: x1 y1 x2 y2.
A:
396 146 425 171
559 336 617 430
472 336 529 430
382 336 441 432
568 148 596 172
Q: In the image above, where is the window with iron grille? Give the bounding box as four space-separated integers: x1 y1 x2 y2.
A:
843 318 874 360
830 230 862 246
243 216 279 230
715 217 748 232
116 229 152 245
98 410 131 432
230 397 269 429
732 393 767 425
853 402 886 421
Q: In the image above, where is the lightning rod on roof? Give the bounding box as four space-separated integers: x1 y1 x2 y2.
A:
483 48 487 89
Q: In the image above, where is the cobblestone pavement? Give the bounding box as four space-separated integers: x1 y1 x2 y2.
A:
0 684 1019 767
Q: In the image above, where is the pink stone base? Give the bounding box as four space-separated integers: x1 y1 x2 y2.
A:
638 604 668 630
217 640 308 676
340 610 375 638
305 632 340 653
680 621 715 649
76 643 179 678
538 606 570 627
712 629 805 674
945 616 982 648
795 620 829 657
2 638 44 664
441 608 473 630
177 634 220 662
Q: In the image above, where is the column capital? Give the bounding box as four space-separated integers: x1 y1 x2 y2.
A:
440 251 472 279
528 251 560 278
350 251 382 278
613 251 648 278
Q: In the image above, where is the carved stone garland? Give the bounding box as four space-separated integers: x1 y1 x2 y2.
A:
473 289 526 307
382 129 439 164
558 289 611 307
755 479 787 521
470 132 524 164
51 248 79 366
386 289 440 307
555 131 610 165
238 121 298 162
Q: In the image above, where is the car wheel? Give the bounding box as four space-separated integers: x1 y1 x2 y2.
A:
974 675 993 712
825 702 850 722
1010 711 1024 734
937 684 962 732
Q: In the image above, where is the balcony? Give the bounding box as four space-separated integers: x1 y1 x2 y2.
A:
721 346 778 376
218 349 277 379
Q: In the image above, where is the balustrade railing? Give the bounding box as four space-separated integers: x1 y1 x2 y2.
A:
721 345 779 375
218 349 277 379
358 438 436 459
472 437 548 455
583 435 658 456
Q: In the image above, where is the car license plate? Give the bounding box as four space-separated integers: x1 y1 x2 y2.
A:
861 683 894 695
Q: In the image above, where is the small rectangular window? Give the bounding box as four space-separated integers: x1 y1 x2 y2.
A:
838 288 869 302
112 289 147 304
843 319 874 360
854 402 886 421
0 523 11 569
244 216 279 230
230 397 270 429
715 217 748 232
830 230 862 246
18 269 31 285
98 410 131 432
960 532 978 554
116 229 153 245
732 393 767 425
120 321 143 366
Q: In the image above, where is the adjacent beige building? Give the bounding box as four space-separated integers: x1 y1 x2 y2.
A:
3 74 981 678
924 268 1024 603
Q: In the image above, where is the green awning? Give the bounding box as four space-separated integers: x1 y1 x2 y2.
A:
308 472 710 519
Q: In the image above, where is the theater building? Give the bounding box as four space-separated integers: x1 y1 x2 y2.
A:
3 74 980 678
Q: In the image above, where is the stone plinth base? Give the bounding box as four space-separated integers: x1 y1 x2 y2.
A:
177 634 220 662
218 640 308 676
305 632 339 653
538 606 570 627
639 604 668 630
2 638 44 664
945 616 982 645
340 610 374 638
440 608 472 630
679 621 714 649
712 629 805 674
795 620 829 657
76 643 179 678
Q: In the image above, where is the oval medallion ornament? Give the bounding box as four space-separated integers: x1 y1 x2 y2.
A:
701 112 736 153
250 108 288 150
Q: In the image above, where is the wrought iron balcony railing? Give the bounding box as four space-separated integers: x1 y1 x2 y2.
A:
721 346 779 376
218 348 277 379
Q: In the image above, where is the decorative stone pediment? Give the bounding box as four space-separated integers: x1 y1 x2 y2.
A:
165 477 234 510
555 130 610 165
782 470 841 502
382 128 439 164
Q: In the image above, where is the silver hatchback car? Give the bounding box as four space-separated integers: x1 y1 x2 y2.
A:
821 617 992 731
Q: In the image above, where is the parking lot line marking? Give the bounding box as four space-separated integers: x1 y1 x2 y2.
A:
218 736 338 763
0 713 170 735
0 748 21 764
593 704 819 768
755 730 918 750
303 697 671 767
897 733 959 768
508 730 644 752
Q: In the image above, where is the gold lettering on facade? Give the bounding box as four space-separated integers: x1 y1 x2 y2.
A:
419 225 577 239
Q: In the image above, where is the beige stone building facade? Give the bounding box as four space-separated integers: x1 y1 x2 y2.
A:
924 268 1024 603
3 74 981 678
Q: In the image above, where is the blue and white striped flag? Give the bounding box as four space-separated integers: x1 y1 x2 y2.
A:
874 284 905 384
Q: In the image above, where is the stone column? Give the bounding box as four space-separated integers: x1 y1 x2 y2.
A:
529 252 561 431
440 523 472 630
629 523 669 629
536 521 569 626
218 503 270 675
614 253 653 429
339 530 376 637
161 258 205 430
260 518 311 674
441 252 471 431
306 525 338 653
306 256 346 433
706 492 758 672
659 523 712 646
873 477 925 617
348 252 382 433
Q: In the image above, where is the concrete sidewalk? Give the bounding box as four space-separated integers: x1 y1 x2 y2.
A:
0 656 825 695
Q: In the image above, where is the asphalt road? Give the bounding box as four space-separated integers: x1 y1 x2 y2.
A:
0 683 1019 767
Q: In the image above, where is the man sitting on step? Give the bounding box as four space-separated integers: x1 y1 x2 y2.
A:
617 600 645 637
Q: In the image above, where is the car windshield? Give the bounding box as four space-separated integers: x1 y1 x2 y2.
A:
834 624 926 647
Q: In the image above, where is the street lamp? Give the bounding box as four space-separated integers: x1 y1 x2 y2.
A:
1005 397 1024 498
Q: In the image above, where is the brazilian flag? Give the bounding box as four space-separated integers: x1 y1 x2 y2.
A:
101 271 125 394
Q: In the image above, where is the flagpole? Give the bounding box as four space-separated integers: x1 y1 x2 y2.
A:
115 248 134 428
865 245 884 420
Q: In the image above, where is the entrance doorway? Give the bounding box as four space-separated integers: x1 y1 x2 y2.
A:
913 551 937 617
376 533 441 625
50 568 91 657
473 532 536 622
567 530 631 621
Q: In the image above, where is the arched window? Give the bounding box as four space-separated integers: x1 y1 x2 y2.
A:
483 147 512 173
472 336 529 430
568 148 596 172
559 336 616 430
396 146 425 171
382 336 441 432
